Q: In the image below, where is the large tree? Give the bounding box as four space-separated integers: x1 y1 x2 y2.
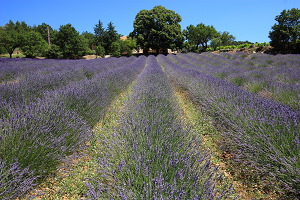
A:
104 22 119 54
269 8 300 54
21 31 48 58
184 23 218 52
0 20 30 58
93 20 119 55
131 5 183 54
210 31 236 51
94 20 105 47
54 24 86 59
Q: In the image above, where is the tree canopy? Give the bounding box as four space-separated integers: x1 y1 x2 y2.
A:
93 20 119 55
104 22 119 54
131 5 183 54
269 8 300 54
94 20 105 47
0 20 30 58
53 24 86 59
210 31 236 51
184 23 218 52
21 31 48 58
33 23 55 46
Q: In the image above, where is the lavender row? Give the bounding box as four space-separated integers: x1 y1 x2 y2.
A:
47 55 146 127
0 56 146 199
0 57 135 103
176 52 300 110
157 54 300 198
182 52 300 88
88 56 234 199
0 57 121 83
208 52 300 89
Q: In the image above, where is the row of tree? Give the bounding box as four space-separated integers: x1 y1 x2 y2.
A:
1 6 299 58
131 6 300 54
0 6 239 58
0 20 137 58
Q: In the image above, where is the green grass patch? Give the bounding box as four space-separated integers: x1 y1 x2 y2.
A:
274 90 300 110
245 82 266 93
229 76 247 86
215 72 227 79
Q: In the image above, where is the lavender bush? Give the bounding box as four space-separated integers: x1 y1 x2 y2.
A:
0 96 91 181
0 159 36 200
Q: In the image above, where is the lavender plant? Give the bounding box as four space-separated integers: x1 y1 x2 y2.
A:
0 159 36 200
0 96 91 177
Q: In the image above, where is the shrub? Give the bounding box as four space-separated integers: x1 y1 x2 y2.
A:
94 45 105 57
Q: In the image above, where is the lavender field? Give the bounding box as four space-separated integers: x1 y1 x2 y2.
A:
0 53 299 199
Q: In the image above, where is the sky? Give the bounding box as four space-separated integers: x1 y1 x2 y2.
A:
0 0 299 43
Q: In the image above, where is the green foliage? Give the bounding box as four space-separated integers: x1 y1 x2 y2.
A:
210 37 222 51
94 45 105 57
94 20 119 55
104 22 119 54
45 44 63 59
246 82 266 93
230 40 253 46
54 24 87 59
110 41 121 57
81 31 95 50
229 76 247 86
119 37 137 56
0 20 30 58
32 23 54 45
219 31 236 46
207 42 269 51
184 23 218 52
21 31 48 58
131 5 183 54
269 8 300 54
255 42 270 47
209 31 236 51
94 20 105 47
0 46 6 54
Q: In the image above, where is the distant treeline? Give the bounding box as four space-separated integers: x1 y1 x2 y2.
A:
0 7 299 58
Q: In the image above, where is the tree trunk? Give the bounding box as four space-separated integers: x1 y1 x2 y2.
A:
143 47 149 55
8 48 15 58
156 48 160 55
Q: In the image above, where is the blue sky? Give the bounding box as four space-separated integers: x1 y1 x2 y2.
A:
1 0 299 43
